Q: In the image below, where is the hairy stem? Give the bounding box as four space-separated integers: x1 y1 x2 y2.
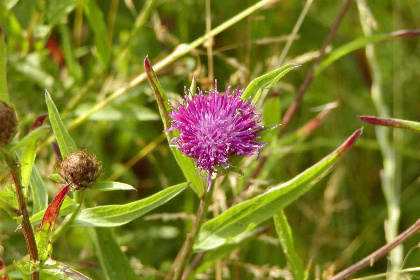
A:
2 151 39 280
167 176 214 280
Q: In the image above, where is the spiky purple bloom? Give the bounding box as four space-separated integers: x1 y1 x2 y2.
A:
168 83 265 175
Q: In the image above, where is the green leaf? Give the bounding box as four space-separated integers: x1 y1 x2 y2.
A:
45 90 78 158
241 64 299 103
58 22 83 83
89 181 136 192
30 196 78 226
11 126 48 152
72 183 188 227
316 34 391 75
196 227 270 275
91 228 137 280
144 58 204 196
274 210 304 280
359 116 420 133
0 189 19 217
48 173 62 182
37 259 91 280
0 28 9 104
30 165 48 213
194 128 362 252
46 0 81 26
83 0 111 66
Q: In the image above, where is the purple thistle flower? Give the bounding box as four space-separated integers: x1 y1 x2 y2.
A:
168 82 266 176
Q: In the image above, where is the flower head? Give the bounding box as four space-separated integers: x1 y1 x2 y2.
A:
168 82 265 175
59 150 101 190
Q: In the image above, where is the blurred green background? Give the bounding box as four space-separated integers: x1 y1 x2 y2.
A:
0 0 419 279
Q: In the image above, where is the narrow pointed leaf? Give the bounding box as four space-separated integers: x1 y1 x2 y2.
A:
274 210 304 280
36 185 70 261
194 128 362 252
83 0 111 66
242 64 299 103
30 165 48 213
0 28 9 103
91 228 137 280
40 185 70 228
45 90 77 158
359 116 420 132
72 182 188 227
37 259 92 280
30 114 48 131
315 30 420 75
30 196 77 225
144 58 204 196
89 181 136 192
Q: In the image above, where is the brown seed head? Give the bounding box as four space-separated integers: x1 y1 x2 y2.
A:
0 101 18 147
59 150 101 190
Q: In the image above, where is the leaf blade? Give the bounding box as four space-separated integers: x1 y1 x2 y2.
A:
91 228 137 280
241 64 299 102
45 90 78 158
89 181 136 192
144 58 204 196
194 128 363 252
72 183 188 227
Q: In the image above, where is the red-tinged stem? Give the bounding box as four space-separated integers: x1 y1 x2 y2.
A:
330 218 420 280
1 151 39 280
167 175 215 280
359 115 420 132
278 0 352 137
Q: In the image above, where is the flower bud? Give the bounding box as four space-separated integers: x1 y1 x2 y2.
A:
59 150 101 190
0 101 18 147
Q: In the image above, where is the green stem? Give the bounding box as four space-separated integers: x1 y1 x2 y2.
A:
167 176 214 280
52 190 85 243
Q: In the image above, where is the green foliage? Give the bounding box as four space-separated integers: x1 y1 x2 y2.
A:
0 1 419 279
89 181 136 192
45 91 78 158
194 129 362 251
72 182 188 227
242 64 299 102
91 228 137 280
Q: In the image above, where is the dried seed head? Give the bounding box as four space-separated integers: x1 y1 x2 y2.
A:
0 101 18 147
59 150 101 190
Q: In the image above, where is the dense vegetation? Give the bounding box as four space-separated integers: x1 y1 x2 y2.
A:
0 0 419 279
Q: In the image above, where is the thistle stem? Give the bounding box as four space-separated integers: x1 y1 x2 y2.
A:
168 175 214 280
1 151 39 280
